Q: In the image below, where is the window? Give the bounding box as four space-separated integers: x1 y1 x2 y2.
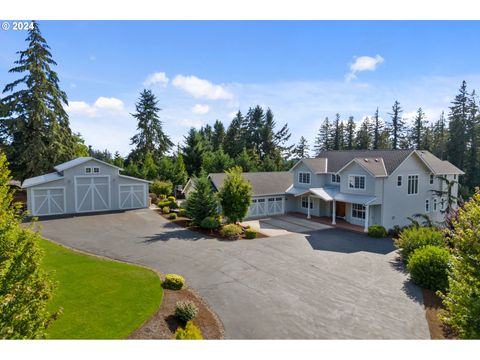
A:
85 167 92 174
407 175 419 195
397 175 402 187
425 199 430 212
93 167 100 173
298 172 311 184
331 174 340 183
433 198 437 212
430 174 434 185
348 175 365 190
301 196 313 209
351 203 366 219
440 198 446 211
454 174 457 180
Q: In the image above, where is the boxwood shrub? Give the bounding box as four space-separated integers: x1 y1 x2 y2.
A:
169 213 177 220
220 224 243 240
162 206 170 214
174 320 203 340
163 274 185 290
244 228 257 239
407 245 451 291
178 208 188 217
175 300 199 323
395 226 445 261
368 225 387 238
200 216 221 230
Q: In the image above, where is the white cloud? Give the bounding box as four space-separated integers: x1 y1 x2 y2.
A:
179 119 203 128
191 104 210 115
66 97 125 117
67 101 97 116
143 72 169 87
346 55 384 81
93 97 124 111
172 75 233 100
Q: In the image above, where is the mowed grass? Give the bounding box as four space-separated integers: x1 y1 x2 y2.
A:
39 239 163 339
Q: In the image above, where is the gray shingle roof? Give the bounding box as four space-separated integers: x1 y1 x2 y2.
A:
209 171 293 196
352 157 387 177
54 157 122 172
22 172 63 188
415 150 465 175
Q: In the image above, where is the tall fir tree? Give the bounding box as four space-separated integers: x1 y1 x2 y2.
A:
129 89 173 162
464 90 479 193
292 136 310 159
411 107 427 149
355 117 372 150
332 113 342 150
345 116 356 150
388 100 405 150
182 127 205 176
372 107 384 150
447 81 469 176
314 117 332 155
244 106 265 151
211 120 226 151
224 111 246 158
432 111 448 159
0 21 75 180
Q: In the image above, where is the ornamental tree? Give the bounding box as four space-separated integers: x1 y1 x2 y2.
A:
185 173 219 225
218 166 252 223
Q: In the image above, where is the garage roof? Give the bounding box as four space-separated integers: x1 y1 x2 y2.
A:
54 157 122 172
209 171 293 196
22 172 63 188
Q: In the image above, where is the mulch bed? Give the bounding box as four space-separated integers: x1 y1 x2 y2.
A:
423 288 458 339
158 210 268 240
128 286 224 340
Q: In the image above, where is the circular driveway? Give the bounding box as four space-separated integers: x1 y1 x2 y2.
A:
37 208 429 339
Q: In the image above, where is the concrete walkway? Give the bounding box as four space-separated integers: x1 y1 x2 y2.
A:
242 214 332 237
37 208 430 339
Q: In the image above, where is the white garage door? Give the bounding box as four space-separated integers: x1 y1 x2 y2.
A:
119 184 146 209
31 188 65 216
248 196 284 218
75 176 110 213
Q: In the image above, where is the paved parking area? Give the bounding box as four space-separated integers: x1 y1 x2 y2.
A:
37 208 429 339
242 214 332 237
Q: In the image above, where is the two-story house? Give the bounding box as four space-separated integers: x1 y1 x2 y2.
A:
185 149 464 232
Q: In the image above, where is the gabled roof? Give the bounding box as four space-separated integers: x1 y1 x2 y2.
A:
209 171 293 196
22 172 63 188
54 157 122 172
291 157 327 173
337 157 387 177
415 150 465 175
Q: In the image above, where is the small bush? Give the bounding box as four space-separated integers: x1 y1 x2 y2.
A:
388 225 403 238
169 213 177 220
395 227 445 261
168 196 176 202
368 225 387 238
200 216 221 230
149 193 158 204
173 321 203 340
178 208 188 217
162 206 170 214
150 180 173 197
163 274 185 290
169 200 178 209
175 300 199 323
407 245 451 291
159 194 167 201
244 228 257 239
220 224 242 240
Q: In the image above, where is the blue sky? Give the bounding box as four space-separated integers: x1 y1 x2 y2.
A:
1 21 480 155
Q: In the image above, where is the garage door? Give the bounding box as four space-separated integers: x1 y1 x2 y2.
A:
32 188 65 216
248 196 284 218
119 184 146 209
75 176 110 213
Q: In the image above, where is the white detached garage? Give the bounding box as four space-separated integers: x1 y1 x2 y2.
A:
23 157 151 216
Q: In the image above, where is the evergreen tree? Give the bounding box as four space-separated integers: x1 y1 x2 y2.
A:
182 127 205 176
0 21 75 181
235 148 258 172
388 100 405 149
224 111 246 158
292 136 310 159
73 133 90 157
372 107 384 150
211 120 226 151
244 106 265 151
202 149 234 174
141 151 158 180
432 111 448 159
172 154 188 186
447 81 469 172
185 173 219 225
464 90 479 193
345 116 356 150
199 124 213 152
332 113 342 150
411 107 427 149
314 117 332 155
112 151 125 168
355 117 372 150
129 89 173 162
338 121 345 150
422 123 434 152
218 166 252 223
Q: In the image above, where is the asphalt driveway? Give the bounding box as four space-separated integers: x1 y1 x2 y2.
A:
241 214 332 237
36 208 429 339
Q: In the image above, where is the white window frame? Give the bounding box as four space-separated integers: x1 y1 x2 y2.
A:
429 174 434 185
351 203 366 219
407 174 419 195
93 166 100 174
348 175 366 190
397 175 402 187
331 174 340 183
425 199 430 212
433 198 437 212
298 171 311 184
85 166 92 174
301 196 313 209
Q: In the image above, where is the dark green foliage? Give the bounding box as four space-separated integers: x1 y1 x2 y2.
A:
150 180 173 197
224 111 246 158
407 245 450 291
182 128 205 176
355 116 372 150
345 116 356 150
388 100 405 150
0 152 55 339
388 225 403 238
162 274 185 290
88 147 113 163
203 149 234 174
211 120 226 151
178 208 188 217
112 151 125 169
1 21 76 181
314 117 332 155
141 151 158 180
395 227 446 261
218 166 252 223
292 136 310 159
411 107 427 150
174 301 199 323
200 216 221 230
368 225 387 238
244 228 257 239
220 224 243 240
174 320 203 340
372 108 384 150
185 174 219 225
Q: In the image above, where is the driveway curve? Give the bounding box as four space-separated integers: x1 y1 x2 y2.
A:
37 208 429 339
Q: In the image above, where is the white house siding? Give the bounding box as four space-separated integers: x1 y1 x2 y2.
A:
338 162 376 196
292 163 325 189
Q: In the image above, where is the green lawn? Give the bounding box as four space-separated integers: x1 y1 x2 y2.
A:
39 239 163 339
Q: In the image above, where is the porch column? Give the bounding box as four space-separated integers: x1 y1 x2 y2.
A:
307 195 311 219
364 204 369 232
332 200 336 225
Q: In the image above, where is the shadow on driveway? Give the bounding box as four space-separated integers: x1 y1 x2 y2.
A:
304 228 396 255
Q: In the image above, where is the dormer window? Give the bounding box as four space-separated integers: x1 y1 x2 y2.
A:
331 174 340 183
298 172 311 184
430 174 434 184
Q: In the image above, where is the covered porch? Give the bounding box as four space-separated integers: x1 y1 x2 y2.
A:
288 212 365 233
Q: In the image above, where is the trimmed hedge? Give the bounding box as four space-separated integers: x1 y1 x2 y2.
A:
220 224 242 240
175 301 199 323
407 245 451 291
162 274 185 290
162 206 170 214
169 213 177 220
244 228 257 239
174 321 203 340
178 208 188 217
368 225 387 238
395 226 445 261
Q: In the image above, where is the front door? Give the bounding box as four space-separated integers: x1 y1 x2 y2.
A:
336 201 346 217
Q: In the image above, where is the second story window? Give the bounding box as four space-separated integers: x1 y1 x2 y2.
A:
85 167 92 174
93 167 100 174
407 175 419 195
430 174 434 184
433 198 437 212
397 175 402 187
298 172 311 184
348 175 365 190
425 199 430 212
331 174 340 183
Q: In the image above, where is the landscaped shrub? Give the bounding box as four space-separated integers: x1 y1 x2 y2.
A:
175 301 199 323
162 274 185 290
162 206 170 214
185 175 219 225
368 225 387 238
168 196 176 202
159 194 167 201
388 225 403 238
168 200 178 209
200 216 221 231
173 320 203 340
169 213 177 220
220 224 242 240
178 208 188 217
150 180 173 197
218 166 252 223
244 228 257 239
395 227 445 261
149 193 157 204
407 245 451 291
